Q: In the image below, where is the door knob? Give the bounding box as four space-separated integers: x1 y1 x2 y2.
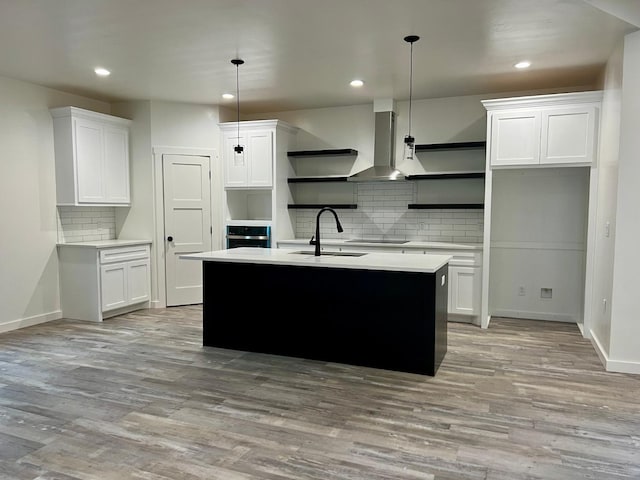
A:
167 236 174 242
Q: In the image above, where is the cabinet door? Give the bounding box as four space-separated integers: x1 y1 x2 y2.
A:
247 130 273 187
101 263 128 312
223 132 248 187
103 125 130 203
74 118 105 202
127 259 150 304
490 110 541 167
540 106 596 165
448 266 480 315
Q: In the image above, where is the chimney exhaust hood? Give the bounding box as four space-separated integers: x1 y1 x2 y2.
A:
348 108 406 182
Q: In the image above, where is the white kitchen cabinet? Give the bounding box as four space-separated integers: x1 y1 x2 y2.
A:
448 266 481 316
50 106 132 206
220 120 298 243
484 92 601 168
221 127 274 188
58 241 151 322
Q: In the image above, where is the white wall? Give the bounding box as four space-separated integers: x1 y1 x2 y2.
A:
0 75 109 332
489 168 590 323
589 41 624 354
113 100 223 308
609 30 640 371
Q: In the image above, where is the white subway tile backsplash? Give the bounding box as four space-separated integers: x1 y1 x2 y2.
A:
57 206 116 243
294 182 483 243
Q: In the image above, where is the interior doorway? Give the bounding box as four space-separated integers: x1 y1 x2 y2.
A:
162 154 212 306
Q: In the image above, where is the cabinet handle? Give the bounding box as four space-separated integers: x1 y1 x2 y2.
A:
167 236 174 242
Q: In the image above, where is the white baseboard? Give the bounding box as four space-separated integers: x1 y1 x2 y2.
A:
491 309 576 323
149 300 164 309
589 329 608 368
0 310 62 334
589 329 640 375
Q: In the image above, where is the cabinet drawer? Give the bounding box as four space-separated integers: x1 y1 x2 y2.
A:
99 245 150 264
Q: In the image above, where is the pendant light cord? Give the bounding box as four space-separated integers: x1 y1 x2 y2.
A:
235 62 240 141
403 35 419 146
231 58 244 153
408 40 414 138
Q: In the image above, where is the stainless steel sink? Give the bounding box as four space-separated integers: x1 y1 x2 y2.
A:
345 238 409 244
288 250 368 257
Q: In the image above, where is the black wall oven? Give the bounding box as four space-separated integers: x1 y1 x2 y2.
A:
226 225 271 249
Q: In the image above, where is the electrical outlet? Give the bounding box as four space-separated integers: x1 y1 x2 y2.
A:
518 285 525 296
541 288 552 299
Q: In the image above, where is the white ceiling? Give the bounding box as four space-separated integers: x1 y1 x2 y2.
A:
0 0 637 113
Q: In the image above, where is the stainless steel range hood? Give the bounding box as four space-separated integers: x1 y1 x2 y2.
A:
348 107 406 182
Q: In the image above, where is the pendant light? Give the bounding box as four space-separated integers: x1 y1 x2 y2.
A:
403 35 419 161
231 58 244 154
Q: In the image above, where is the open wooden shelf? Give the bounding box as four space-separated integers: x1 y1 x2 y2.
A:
287 204 357 209
288 176 350 183
415 141 486 151
406 171 485 180
408 203 484 209
287 148 358 157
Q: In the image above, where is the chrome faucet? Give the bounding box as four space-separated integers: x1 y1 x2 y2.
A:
309 207 344 256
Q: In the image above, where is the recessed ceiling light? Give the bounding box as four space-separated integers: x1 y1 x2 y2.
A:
222 93 235 99
350 79 364 87
514 61 531 69
94 67 111 77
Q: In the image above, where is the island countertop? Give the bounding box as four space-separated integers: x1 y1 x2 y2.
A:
181 247 451 274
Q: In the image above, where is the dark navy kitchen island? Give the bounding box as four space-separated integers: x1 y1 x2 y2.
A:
183 247 450 376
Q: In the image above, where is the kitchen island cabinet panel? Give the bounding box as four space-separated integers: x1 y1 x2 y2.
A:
202 260 448 376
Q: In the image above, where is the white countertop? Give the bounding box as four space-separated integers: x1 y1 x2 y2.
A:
181 247 451 273
276 238 482 251
57 239 152 248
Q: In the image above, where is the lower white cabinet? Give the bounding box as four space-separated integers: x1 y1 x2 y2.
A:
58 241 151 321
448 266 481 316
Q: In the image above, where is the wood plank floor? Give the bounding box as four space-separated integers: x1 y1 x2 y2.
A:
0 306 638 479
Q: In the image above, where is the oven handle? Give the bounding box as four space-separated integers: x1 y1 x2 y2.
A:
227 235 270 240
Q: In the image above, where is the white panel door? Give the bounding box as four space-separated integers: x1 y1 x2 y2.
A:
247 130 273 187
103 126 130 203
490 111 541 167
163 154 212 306
540 106 596 165
74 118 105 202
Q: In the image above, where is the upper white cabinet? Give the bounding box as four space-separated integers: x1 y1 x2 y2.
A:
221 123 275 188
50 106 132 206
483 92 601 168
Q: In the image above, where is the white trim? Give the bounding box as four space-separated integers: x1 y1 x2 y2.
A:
491 309 577 323
152 146 216 156
590 329 609 368
49 106 132 126
149 300 163 309
482 91 604 111
218 119 298 135
0 310 62 334
590 329 640 374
